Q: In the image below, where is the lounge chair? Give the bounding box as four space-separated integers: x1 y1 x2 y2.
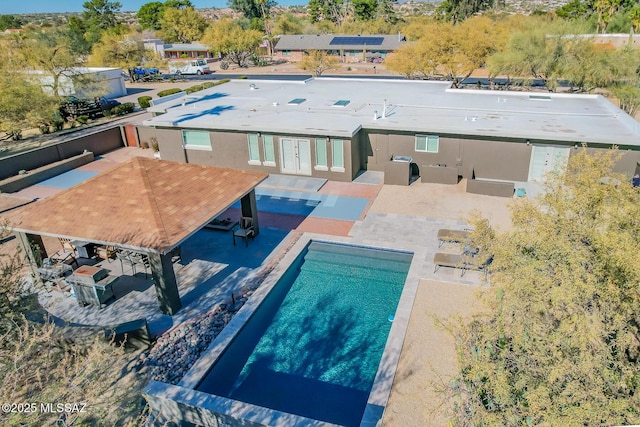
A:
437 229 472 247
233 217 255 247
433 252 491 277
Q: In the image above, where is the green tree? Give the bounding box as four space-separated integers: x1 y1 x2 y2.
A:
299 50 339 76
202 18 263 67
449 149 640 425
386 17 500 87
308 0 346 25
352 0 378 21
137 1 165 30
0 15 23 31
82 0 123 44
436 0 494 23
89 29 147 69
164 0 193 7
159 6 208 43
228 0 275 20
273 13 304 34
487 19 637 92
11 29 84 97
630 4 640 31
376 0 399 24
66 16 92 55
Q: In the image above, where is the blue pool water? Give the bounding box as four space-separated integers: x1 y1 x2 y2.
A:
232 189 370 221
196 241 412 426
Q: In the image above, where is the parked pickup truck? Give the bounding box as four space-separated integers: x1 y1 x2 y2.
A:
59 96 121 120
168 59 211 76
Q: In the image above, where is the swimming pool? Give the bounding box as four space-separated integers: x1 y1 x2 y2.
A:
199 241 411 426
144 237 416 426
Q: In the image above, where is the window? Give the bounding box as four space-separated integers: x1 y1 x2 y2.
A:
315 137 328 170
331 139 344 172
182 130 211 150
415 135 439 153
263 135 275 166
282 50 291 56
248 134 260 164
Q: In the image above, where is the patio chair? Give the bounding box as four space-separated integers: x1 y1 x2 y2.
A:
129 252 151 279
49 250 79 269
233 217 255 247
116 250 136 276
95 245 117 262
437 229 472 248
433 252 491 277
58 237 75 252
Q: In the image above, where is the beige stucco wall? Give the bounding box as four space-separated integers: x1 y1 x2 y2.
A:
144 127 356 182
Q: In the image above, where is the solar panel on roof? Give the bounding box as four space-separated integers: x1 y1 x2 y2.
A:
329 36 384 46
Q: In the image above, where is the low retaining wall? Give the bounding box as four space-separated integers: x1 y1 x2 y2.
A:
466 179 514 197
0 126 124 181
0 151 94 193
421 165 459 184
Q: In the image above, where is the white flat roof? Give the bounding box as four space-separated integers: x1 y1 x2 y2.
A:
143 78 640 146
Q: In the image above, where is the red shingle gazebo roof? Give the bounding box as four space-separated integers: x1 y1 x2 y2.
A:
6 158 267 253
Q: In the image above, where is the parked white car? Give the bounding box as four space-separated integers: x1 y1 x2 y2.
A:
168 59 211 76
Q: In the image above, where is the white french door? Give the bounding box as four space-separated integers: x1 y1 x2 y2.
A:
280 138 312 175
528 145 571 182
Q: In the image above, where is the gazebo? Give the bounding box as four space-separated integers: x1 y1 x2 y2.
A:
6 157 268 315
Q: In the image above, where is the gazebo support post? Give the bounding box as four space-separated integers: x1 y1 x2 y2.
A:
16 232 46 280
148 252 182 315
240 189 259 236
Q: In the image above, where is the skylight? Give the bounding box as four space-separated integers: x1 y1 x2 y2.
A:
529 94 551 101
333 100 350 107
288 98 306 105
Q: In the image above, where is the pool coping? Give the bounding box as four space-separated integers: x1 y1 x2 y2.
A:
144 232 422 427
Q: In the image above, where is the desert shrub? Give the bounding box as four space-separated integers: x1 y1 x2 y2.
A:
111 102 135 116
185 84 203 94
77 115 89 124
237 76 248 79
51 117 65 131
138 96 152 108
157 88 182 97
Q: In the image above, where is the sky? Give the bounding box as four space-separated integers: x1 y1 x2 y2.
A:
1 0 306 15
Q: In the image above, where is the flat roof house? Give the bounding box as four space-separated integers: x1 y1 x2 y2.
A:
139 78 640 195
273 34 406 63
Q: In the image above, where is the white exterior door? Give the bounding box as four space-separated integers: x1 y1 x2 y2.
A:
528 145 571 182
280 138 311 175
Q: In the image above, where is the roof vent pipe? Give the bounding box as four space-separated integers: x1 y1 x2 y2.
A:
383 99 387 118
250 83 256 90
373 110 378 120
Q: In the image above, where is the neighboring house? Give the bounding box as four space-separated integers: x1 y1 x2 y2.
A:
32 67 126 98
138 78 640 192
273 34 406 63
164 43 215 60
144 39 216 60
